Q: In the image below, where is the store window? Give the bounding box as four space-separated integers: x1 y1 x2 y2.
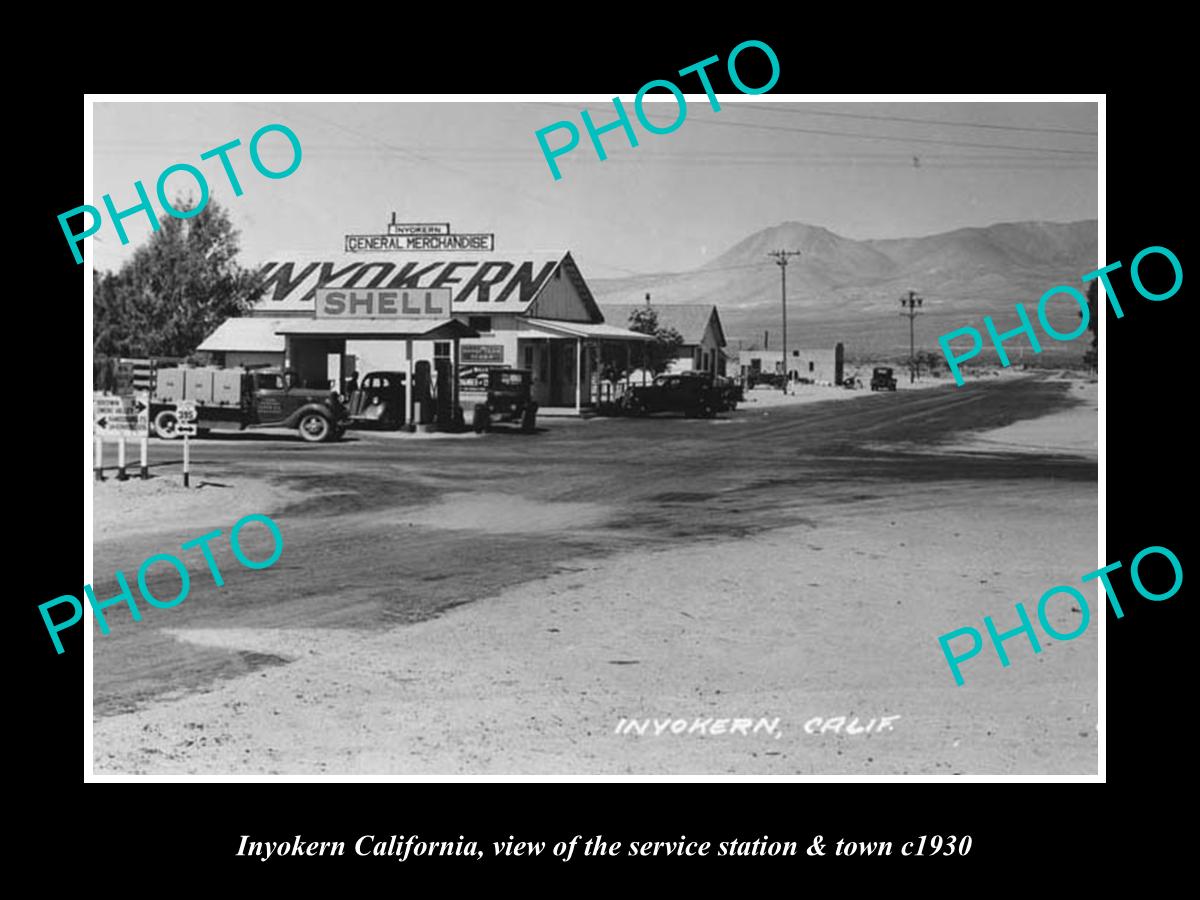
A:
468 316 492 333
434 341 451 358
809 361 814 373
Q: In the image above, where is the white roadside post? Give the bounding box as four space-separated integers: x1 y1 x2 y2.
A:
137 390 150 479
176 399 198 487
95 390 150 481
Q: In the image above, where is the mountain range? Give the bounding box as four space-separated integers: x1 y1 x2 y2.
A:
590 220 1098 357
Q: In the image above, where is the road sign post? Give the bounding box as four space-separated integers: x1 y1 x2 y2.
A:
94 390 150 482
176 400 198 488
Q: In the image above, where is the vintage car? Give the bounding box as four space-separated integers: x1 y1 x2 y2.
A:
346 371 407 430
621 371 724 418
713 374 744 410
870 366 898 392
748 370 786 390
460 367 538 433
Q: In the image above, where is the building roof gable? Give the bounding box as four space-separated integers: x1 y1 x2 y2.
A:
599 303 726 346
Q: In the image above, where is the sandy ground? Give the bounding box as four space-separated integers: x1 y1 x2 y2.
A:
943 380 1097 458
740 366 1031 410
91 475 314 543
93 484 1095 775
92 376 1097 776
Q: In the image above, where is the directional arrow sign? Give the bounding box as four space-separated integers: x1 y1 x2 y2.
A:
94 393 149 438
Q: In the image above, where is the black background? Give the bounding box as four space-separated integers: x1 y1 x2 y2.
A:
19 18 1187 886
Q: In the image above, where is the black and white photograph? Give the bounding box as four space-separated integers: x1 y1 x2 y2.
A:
82 95 1102 777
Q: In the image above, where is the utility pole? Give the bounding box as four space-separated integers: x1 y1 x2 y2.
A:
899 290 923 384
642 292 651 386
768 250 802 393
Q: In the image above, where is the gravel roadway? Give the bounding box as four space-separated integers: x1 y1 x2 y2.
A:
90 373 1098 775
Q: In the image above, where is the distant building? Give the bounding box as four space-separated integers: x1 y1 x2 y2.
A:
599 303 728 375
740 345 845 385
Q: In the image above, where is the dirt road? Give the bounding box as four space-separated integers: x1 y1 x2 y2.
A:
91 374 1097 774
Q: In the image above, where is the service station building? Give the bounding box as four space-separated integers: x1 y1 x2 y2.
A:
199 252 655 419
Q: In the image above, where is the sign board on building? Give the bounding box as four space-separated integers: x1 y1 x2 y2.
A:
345 233 495 253
252 255 564 314
94 392 150 437
387 221 450 236
461 344 505 364
315 288 453 319
345 217 494 253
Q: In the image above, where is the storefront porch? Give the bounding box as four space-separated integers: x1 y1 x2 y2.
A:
515 318 656 415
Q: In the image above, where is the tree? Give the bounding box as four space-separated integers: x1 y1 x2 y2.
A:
912 350 942 379
93 196 263 359
600 307 685 382
627 307 684 377
1082 280 1098 372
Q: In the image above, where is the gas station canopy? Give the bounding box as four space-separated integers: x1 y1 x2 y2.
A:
274 319 479 340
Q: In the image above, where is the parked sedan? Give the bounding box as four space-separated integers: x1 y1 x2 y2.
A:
622 372 723 418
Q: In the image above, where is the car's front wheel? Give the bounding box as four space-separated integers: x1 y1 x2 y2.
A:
298 413 333 442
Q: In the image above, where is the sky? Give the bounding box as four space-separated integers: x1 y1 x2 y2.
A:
91 99 1097 279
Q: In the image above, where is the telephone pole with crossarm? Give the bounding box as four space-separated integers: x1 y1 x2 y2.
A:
768 250 802 393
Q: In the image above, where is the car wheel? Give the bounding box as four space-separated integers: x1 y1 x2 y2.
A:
298 413 332 443
521 405 537 433
153 410 181 440
472 406 490 433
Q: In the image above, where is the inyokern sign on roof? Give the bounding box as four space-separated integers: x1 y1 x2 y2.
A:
251 253 570 315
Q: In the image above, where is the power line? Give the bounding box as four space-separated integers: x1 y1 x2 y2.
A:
739 105 1097 136
536 103 1096 156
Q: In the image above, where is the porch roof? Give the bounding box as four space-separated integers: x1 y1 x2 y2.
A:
521 318 657 341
